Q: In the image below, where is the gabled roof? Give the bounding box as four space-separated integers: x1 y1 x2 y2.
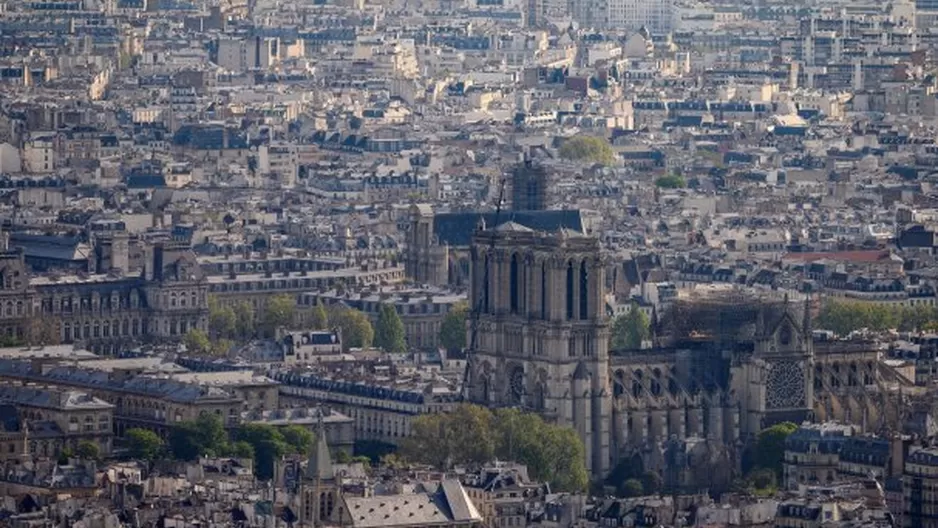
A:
344 480 481 528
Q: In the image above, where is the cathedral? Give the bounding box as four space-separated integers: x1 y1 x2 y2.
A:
463 219 898 480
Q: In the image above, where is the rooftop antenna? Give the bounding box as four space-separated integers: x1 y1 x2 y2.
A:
462 178 506 401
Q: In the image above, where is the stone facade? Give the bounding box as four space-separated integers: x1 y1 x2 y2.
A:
467 225 611 475
464 223 896 480
0 241 208 354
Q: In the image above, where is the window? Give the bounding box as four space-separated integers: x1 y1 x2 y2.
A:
482 254 491 313
579 261 589 320
541 262 547 318
509 254 519 313
566 262 574 320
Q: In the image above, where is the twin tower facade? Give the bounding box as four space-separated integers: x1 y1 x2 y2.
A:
465 222 816 478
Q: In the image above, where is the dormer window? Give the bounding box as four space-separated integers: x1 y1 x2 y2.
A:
779 325 792 346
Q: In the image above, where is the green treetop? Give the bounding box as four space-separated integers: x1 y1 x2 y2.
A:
374 303 406 353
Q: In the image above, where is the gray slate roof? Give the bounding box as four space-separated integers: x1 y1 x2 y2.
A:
344 480 482 528
433 210 585 246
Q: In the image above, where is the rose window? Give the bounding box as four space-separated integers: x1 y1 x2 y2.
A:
766 360 806 409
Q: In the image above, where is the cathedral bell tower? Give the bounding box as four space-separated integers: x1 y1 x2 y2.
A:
467 222 610 477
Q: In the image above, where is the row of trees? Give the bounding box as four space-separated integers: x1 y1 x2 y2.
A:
208 295 296 341
124 414 316 480
815 299 938 336
204 294 411 353
400 404 588 492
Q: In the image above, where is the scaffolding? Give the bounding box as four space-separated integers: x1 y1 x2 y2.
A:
660 287 799 344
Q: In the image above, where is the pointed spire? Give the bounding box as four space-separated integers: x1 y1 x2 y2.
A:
305 409 333 481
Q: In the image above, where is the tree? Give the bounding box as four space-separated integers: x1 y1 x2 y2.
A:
24 316 61 347
209 297 237 339
263 294 296 336
748 468 777 491
126 428 164 461
229 440 255 459
374 303 406 353
184 329 211 354
58 447 74 465
606 454 644 491
233 302 255 340
755 422 798 478
620 478 644 497
611 304 650 350
815 299 938 336
641 470 663 495
211 338 235 357
540 425 589 492
401 404 495 469
310 300 328 330
234 424 289 480
169 413 229 460
558 136 615 166
654 174 686 189
402 405 588 493
439 302 468 351
281 425 314 455
330 307 374 350
76 440 100 460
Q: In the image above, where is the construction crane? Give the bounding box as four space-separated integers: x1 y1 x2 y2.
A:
461 178 507 401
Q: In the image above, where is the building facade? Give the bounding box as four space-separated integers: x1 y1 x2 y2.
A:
0 240 208 354
465 222 895 479
0 386 114 459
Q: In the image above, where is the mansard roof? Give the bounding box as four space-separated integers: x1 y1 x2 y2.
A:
0 359 239 404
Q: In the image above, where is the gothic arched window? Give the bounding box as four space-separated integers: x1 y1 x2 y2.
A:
509 254 519 314
320 492 335 520
540 261 547 319
566 261 574 320
579 260 589 320
482 254 491 314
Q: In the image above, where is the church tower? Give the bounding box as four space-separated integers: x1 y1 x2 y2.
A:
467 222 610 477
404 204 448 286
300 415 339 527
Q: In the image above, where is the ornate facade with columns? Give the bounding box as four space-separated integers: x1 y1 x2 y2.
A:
467 223 611 476
464 223 879 480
